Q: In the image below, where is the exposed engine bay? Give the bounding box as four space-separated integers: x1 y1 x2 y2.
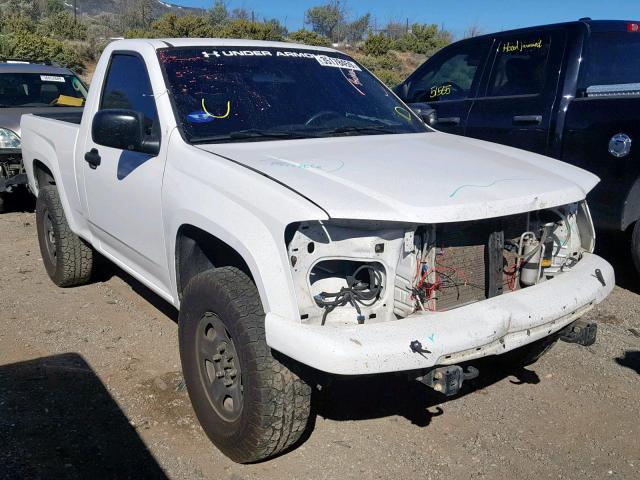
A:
286 202 595 326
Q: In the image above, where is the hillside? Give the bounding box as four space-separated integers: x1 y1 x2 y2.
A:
0 0 199 17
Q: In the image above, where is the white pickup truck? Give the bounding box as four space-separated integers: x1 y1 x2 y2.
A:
21 39 614 463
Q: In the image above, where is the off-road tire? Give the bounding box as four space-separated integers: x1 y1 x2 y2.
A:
0 192 6 213
179 267 312 463
499 334 559 367
36 186 93 287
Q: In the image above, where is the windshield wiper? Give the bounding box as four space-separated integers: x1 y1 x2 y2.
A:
191 129 318 144
317 125 398 136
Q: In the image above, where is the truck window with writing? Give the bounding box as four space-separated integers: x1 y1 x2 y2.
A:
406 40 490 103
487 33 551 97
100 53 159 136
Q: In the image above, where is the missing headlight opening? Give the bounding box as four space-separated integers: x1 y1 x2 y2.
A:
287 202 594 326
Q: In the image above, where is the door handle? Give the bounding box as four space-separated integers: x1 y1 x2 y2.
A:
513 115 542 125
436 116 461 126
84 148 101 169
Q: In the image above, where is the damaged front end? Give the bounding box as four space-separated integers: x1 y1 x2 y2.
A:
286 201 596 327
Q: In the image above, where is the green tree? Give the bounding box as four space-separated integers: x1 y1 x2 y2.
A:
45 0 65 16
3 0 40 20
124 28 153 39
150 13 216 38
0 12 36 34
0 31 83 72
362 32 393 56
356 51 404 87
395 23 452 55
337 13 370 43
304 1 344 40
37 11 88 41
216 18 286 41
208 0 228 26
288 28 331 47
231 8 251 20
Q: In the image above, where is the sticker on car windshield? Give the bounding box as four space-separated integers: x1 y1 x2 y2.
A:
40 75 66 83
315 55 361 71
501 39 543 53
187 111 215 123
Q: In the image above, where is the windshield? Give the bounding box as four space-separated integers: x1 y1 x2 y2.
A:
158 47 427 143
579 31 640 96
0 72 87 107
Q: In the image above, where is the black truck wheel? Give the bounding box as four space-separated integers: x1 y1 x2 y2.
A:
36 186 93 287
0 192 5 213
499 335 558 367
179 267 311 463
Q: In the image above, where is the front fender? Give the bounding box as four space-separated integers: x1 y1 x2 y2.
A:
162 142 328 319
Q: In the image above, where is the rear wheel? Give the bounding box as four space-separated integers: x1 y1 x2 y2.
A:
36 186 93 287
0 192 6 213
179 267 312 463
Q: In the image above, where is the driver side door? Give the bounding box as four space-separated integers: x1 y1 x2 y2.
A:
398 38 493 135
81 52 171 296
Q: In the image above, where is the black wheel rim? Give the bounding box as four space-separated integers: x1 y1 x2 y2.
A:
196 312 243 422
43 208 57 265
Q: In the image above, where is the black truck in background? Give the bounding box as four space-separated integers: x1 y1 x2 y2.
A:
395 19 640 273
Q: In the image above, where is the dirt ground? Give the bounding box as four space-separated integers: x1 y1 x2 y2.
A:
1 194 639 480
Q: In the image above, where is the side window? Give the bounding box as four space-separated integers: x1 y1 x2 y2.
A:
487 33 552 97
407 40 490 103
100 53 159 137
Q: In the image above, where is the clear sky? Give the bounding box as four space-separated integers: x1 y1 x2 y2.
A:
171 0 640 38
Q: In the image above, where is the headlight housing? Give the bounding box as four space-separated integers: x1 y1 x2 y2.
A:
0 128 21 149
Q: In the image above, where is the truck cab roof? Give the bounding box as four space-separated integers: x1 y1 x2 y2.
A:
112 37 338 53
456 19 640 43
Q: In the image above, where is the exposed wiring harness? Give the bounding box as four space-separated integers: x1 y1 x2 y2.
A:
314 265 383 325
412 253 479 312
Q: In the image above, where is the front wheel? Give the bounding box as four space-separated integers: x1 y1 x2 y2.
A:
179 267 311 463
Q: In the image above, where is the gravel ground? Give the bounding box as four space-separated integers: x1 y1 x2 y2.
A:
1 198 639 480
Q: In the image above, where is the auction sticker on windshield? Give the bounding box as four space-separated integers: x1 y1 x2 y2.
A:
40 75 66 83
315 55 361 71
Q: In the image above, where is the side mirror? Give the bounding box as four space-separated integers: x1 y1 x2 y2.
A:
408 103 438 126
92 109 160 155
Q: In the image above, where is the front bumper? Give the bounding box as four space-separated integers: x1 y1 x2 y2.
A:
266 253 614 375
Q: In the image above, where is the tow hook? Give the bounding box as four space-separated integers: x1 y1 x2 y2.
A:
417 365 479 396
559 319 597 346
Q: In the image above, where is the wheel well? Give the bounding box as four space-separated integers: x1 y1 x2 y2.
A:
33 160 55 188
175 225 254 301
